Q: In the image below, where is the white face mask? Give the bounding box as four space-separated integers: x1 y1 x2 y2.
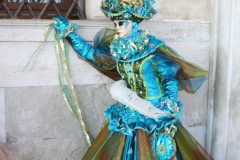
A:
113 20 133 38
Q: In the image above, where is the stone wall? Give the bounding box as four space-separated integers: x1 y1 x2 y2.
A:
0 0 212 159
210 0 240 159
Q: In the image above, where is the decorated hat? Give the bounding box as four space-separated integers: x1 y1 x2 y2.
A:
101 0 157 22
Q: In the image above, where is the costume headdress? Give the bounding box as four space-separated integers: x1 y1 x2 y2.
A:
101 0 157 22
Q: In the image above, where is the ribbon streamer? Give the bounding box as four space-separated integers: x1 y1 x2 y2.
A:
22 25 52 72
54 32 92 146
23 25 92 146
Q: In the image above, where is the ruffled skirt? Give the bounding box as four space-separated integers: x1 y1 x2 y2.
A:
82 103 213 160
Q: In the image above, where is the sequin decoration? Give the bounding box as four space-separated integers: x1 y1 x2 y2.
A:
110 22 149 60
151 132 177 160
101 0 156 21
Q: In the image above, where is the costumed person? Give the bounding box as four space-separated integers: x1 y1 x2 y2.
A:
49 0 213 159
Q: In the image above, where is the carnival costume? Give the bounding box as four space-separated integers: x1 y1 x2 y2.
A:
50 0 213 159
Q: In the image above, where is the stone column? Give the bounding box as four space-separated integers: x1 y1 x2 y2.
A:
0 88 6 143
210 0 240 159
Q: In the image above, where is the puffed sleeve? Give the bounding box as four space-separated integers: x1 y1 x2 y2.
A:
51 17 122 80
152 53 183 119
52 17 116 70
152 53 180 101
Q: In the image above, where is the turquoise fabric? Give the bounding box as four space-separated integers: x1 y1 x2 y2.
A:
104 103 172 136
101 0 157 21
51 15 182 135
52 17 185 160
151 133 177 160
114 35 165 62
110 21 165 62
52 17 112 64
152 53 180 102
104 53 183 136
141 55 164 101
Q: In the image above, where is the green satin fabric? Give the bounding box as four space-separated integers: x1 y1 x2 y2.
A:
83 122 213 160
90 28 208 94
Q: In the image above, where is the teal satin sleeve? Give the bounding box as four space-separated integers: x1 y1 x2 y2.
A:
51 17 114 63
153 53 179 100
67 32 97 61
152 53 183 119
67 30 118 72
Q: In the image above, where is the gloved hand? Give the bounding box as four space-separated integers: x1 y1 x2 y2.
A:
160 97 182 121
110 80 170 120
51 17 79 39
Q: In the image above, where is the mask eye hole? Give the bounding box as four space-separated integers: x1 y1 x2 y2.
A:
114 22 117 28
118 21 124 26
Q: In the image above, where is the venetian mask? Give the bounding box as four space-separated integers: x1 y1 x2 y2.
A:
113 20 133 38
110 20 149 60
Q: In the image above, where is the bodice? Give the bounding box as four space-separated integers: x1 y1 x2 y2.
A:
107 53 181 135
116 54 165 101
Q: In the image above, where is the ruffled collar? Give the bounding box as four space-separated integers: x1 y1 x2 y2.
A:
110 32 165 62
